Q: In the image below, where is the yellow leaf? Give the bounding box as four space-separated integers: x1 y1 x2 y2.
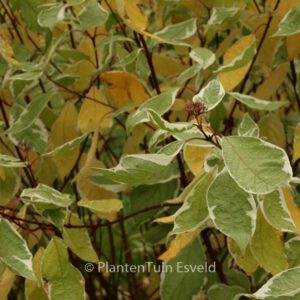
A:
215 29 239 59
254 63 288 100
180 0 208 18
0 28 19 65
0 167 19 205
76 156 116 200
153 215 176 224
78 35 97 64
146 268 160 299
254 1 300 65
37 157 58 186
165 197 184 204
101 71 149 107
0 82 14 106
14 19 42 52
78 198 123 221
49 103 79 179
102 0 117 10
116 0 148 32
125 0 148 29
0 167 5 181
217 35 255 91
0 267 15 300
158 230 199 260
183 145 211 176
25 248 48 300
78 87 113 133
63 213 99 263
209 233 226 251
250 209 288 275
78 30 105 67
246 13 277 67
266 0 300 18
283 188 300 230
293 123 300 163
228 239 258 275
224 35 255 64
218 63 251 92
287 33 300 60
259 112 286 149
123 125 146 154
65 60 96 93
152 54 187 79
171 99 186 111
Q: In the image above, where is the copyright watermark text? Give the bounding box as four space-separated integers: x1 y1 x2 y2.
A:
84 261 216 274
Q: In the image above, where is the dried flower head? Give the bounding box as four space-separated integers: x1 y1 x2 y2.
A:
185 102 207 115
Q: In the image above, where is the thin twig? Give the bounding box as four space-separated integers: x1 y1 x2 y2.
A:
223 0 281 134
139 34 161 94
290 60 300 112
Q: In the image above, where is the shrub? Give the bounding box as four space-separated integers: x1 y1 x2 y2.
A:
0 0 300 299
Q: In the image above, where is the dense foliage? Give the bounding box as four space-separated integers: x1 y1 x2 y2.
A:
1 0 300 299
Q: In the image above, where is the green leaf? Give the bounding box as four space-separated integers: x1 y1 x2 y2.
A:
155 18 197 45
37 4 65 29
136 50 151 81
222 256 250 290
0 219 34 279
207 7 239 25
126 179 178 226
21 184 73 209
42 134 87 157
189 48 215 69
41 237 85 300
7 92 54 134
177 64 202 85
115 48 142 68
78 1 108 30
207 170 256 251
238 113 259 137
286 237 300 268
63 213 99 262
193 79 225 111
99 34 134 47
160 238 206 300
148 110 193 133
253 267 300 299
207 284 245 300
126 88 178 132
0 154 26 167
9 118 48 154
0 168 20 205
139 89 178 114
173 128 210 146
261 189 299 233
148 129 171 150
97 141 183 185
41 208 67 229
229 92 288 111
57 49 89 62
172 172 215 235
274 4 300 37
9 70 44 82
222 136 292 194
11 0 44 32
